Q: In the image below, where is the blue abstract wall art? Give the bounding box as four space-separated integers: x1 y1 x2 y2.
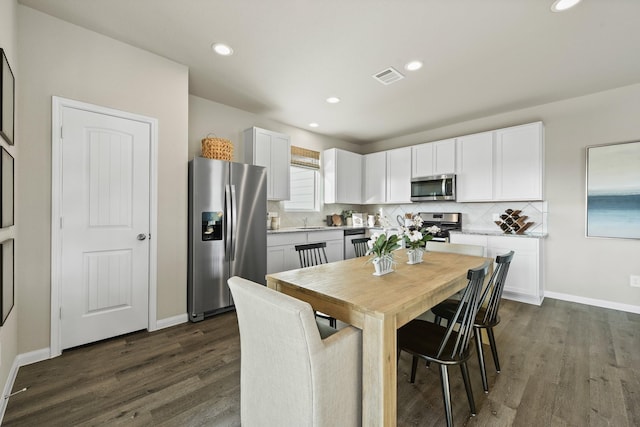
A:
586 140 640 239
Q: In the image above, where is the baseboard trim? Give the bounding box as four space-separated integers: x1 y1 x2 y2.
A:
545 291 640 314
153 313 188 331
0 347 51 424
0 355 20 423
502 291 543 306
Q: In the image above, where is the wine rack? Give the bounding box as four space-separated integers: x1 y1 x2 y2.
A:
494 209 534 234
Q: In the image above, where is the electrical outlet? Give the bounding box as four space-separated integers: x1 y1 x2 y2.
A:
631 275 640 288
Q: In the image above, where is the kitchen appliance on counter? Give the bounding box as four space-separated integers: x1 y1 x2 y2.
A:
411 174 456 201
188 157 267 322
344 228 367 259
417 212 462 242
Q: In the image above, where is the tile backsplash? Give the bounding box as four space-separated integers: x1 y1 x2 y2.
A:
268 200 547 234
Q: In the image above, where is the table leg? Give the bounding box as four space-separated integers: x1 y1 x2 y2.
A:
362 313 397 427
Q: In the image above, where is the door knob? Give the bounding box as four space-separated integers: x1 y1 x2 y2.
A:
137 233 147 241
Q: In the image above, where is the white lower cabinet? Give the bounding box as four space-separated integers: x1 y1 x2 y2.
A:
267 230 344 274
449 233 544 305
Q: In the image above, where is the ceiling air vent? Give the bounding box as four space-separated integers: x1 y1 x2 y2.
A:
372 67 405 85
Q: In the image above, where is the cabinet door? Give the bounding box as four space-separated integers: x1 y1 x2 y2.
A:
494 122 543 201
412 143 434 178
456 131 494 202
323 149 338 203
363 152 386 204
324 149 362 204
338 150 362 203
253 129 272 168
449 234 488 255
487 236 541 305
266 246 286 275
325 240 345 262
433 139 456 175
245 127 291 201
386 147 412 203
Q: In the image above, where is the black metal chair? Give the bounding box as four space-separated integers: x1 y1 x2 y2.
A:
351 237 370 257
398 262 489 427
294 242 336 328
432 251 515 393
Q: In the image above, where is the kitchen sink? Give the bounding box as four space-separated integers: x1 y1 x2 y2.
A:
297 226 328 229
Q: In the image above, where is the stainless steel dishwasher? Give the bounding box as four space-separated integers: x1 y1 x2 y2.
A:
343 228 367 259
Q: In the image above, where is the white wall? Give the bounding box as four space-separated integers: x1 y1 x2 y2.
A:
189 95 362 161
0 0 19 408
17 6 189 354
369 84 640 308
189 95 363 226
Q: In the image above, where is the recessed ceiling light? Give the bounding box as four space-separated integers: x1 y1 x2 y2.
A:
326 97 341 104
212 43 233 56
405 61 423 71
309 123 319 128
550 0 582 12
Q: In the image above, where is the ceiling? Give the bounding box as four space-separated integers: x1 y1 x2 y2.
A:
18 0 640 143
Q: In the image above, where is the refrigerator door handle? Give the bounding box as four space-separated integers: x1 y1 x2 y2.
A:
225 184 233 260
230 184 238 261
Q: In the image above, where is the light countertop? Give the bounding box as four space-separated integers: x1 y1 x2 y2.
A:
267 225 369 234
451 230 547 239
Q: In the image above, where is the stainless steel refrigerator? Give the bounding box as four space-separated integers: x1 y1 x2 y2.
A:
188 157 267 322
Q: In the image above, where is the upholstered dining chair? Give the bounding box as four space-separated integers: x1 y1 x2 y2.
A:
295 242 336 328
228 276 362 427
397 263 489 427
351 237 370 257
431 251 515 393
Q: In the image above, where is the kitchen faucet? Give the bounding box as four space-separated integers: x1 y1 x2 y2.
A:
303 217 308 227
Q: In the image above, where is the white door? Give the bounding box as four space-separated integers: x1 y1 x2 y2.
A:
60 106 150 349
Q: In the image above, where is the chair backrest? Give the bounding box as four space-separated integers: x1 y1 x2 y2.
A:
351 237 370 257
229 276 362 426
480 251 515 324
425 241 485 257
436 262 489 360
295 242 328 267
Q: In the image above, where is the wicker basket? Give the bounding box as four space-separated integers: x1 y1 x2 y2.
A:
201 136 234 161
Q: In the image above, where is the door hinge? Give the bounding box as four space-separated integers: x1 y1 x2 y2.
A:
60 126 63 139
60 217 63 229
59 307 62 319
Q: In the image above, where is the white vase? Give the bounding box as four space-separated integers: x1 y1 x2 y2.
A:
407 248 424 265
373 256 394 276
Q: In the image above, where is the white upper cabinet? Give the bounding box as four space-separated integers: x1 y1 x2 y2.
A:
323 148 362 204
412 138 456 178
494 122 544 201
363 147 411 204
363 151 386 204
386 147 412 203
456 122 544 202
456 131 494 202
244 127 291 200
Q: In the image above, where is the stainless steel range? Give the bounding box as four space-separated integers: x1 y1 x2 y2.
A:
417 212 462 242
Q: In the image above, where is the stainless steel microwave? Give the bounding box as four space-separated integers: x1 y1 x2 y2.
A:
410 174 456 201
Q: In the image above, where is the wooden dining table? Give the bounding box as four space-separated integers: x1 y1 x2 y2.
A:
266 248 491 427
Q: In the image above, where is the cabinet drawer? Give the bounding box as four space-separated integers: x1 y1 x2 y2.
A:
267 232 307 247
307 230 343 242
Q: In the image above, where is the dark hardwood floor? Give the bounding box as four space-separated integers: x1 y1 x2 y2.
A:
4 298 639 426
